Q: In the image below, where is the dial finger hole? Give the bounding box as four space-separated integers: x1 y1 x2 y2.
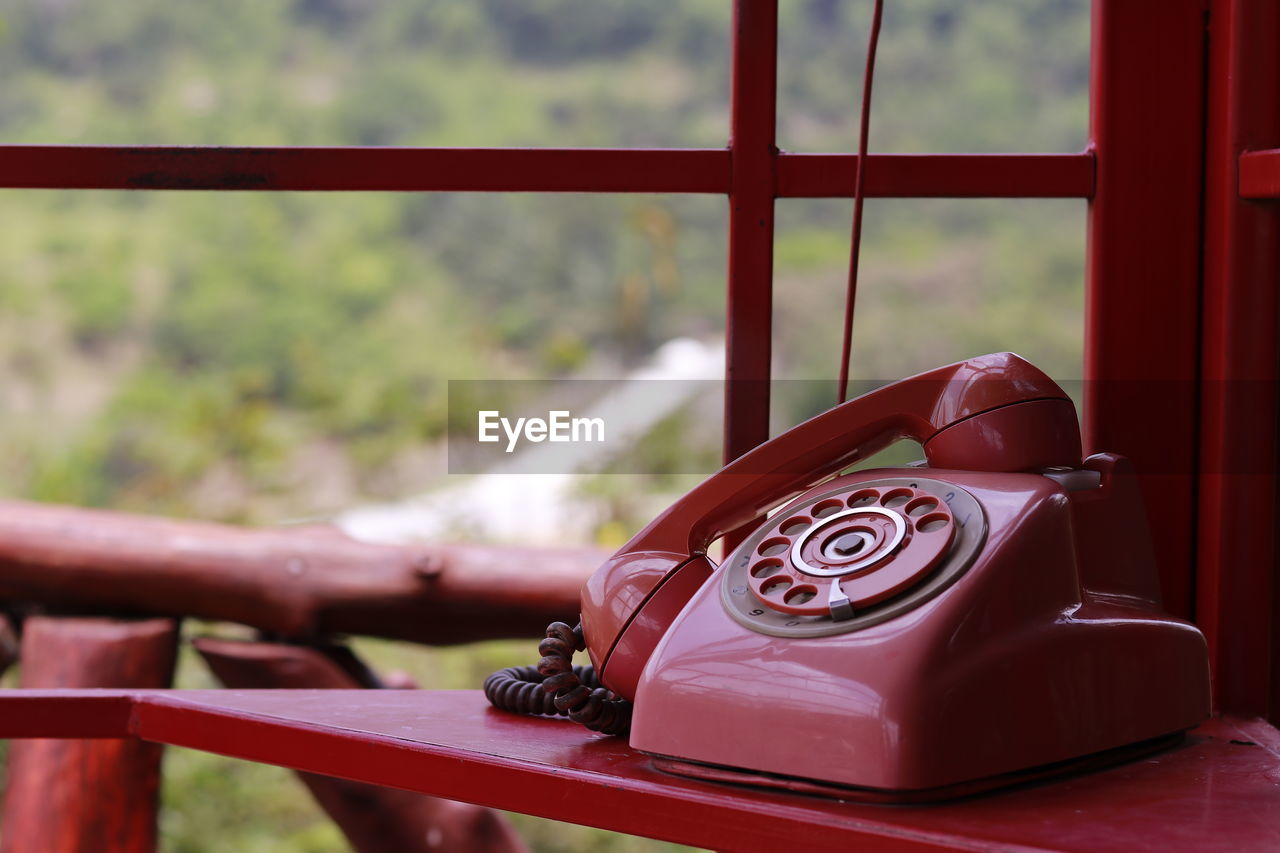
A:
847 489 879 507
813 499 844 518
750 558 784 579
784 585 818 605
905 497 938 517
779 516 812 536
758 537 789 557
761 577 792 597
881 488 913 508
917 512 951 533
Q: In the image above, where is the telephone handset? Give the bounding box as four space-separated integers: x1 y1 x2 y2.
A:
578 352 1081 700
485 353 1210 798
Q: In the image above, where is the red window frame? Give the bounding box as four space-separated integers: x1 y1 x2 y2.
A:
1 0 1276 722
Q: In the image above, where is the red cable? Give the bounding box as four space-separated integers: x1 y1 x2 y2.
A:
837 0 885 404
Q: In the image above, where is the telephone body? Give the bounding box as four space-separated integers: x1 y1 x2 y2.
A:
578 353 1209 796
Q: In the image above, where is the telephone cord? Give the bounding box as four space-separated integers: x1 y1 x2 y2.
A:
837 0 885 404
483 621 633 735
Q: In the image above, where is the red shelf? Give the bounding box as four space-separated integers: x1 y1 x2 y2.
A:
1 689 1276 852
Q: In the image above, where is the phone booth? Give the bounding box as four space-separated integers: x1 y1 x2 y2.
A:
0 1 1278 850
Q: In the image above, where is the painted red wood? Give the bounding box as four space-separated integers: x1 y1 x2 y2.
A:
0 690 1276 853
0 500 600 645
195 638 528 853
0 616 16 680
0 619 178 853
1196 0 1280 720
1084 0 1208 620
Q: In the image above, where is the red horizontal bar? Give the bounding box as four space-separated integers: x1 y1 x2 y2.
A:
1239 148 1280 199
776 152 1095 198
2 689 1278 852
0 691 134 738
0 145 1095 198
0 146 732 193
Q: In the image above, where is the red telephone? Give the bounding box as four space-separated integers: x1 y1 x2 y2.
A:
487 353 1210 799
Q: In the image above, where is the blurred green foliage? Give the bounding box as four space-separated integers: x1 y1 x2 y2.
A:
0 1 1089 850
0 0 1088 523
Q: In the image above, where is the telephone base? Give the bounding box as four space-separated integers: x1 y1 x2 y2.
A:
648 731 1186 804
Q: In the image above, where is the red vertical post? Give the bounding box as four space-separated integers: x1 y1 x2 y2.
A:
0 615 17 679
1 617 178 853
1196 0 1280 719
1085 0 1208 619
724 0 779 466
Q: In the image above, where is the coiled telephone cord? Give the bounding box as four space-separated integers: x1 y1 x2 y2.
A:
483 621 633 735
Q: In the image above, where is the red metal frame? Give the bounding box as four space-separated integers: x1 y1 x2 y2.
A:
775 152 1094 198
0 146 731 193
0 146 1094 197
1195 0 1280 718
1239 148 1280 199
723 0 780 466
1083 0 1208 622
2 0 1280 846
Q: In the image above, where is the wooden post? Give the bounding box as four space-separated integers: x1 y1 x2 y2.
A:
1 616 179 853
194 637 529 853
0 615 17 679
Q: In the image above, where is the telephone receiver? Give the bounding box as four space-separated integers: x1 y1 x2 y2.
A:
490 353 1210 799
580 351 1084 699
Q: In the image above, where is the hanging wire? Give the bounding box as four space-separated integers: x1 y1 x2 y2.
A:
837 0 886 404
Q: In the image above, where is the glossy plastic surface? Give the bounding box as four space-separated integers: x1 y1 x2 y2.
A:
582 352 1082 696
579 551 692 674
583 555 713 691
637 352 1079 557
630 457 1210 791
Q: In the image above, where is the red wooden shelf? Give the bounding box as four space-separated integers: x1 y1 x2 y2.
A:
1 689 1276 852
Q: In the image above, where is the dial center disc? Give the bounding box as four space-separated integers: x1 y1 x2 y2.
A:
791 507 907 577
825 529 875 559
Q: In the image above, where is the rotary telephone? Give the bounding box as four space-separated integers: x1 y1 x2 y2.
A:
486 353 1210 799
